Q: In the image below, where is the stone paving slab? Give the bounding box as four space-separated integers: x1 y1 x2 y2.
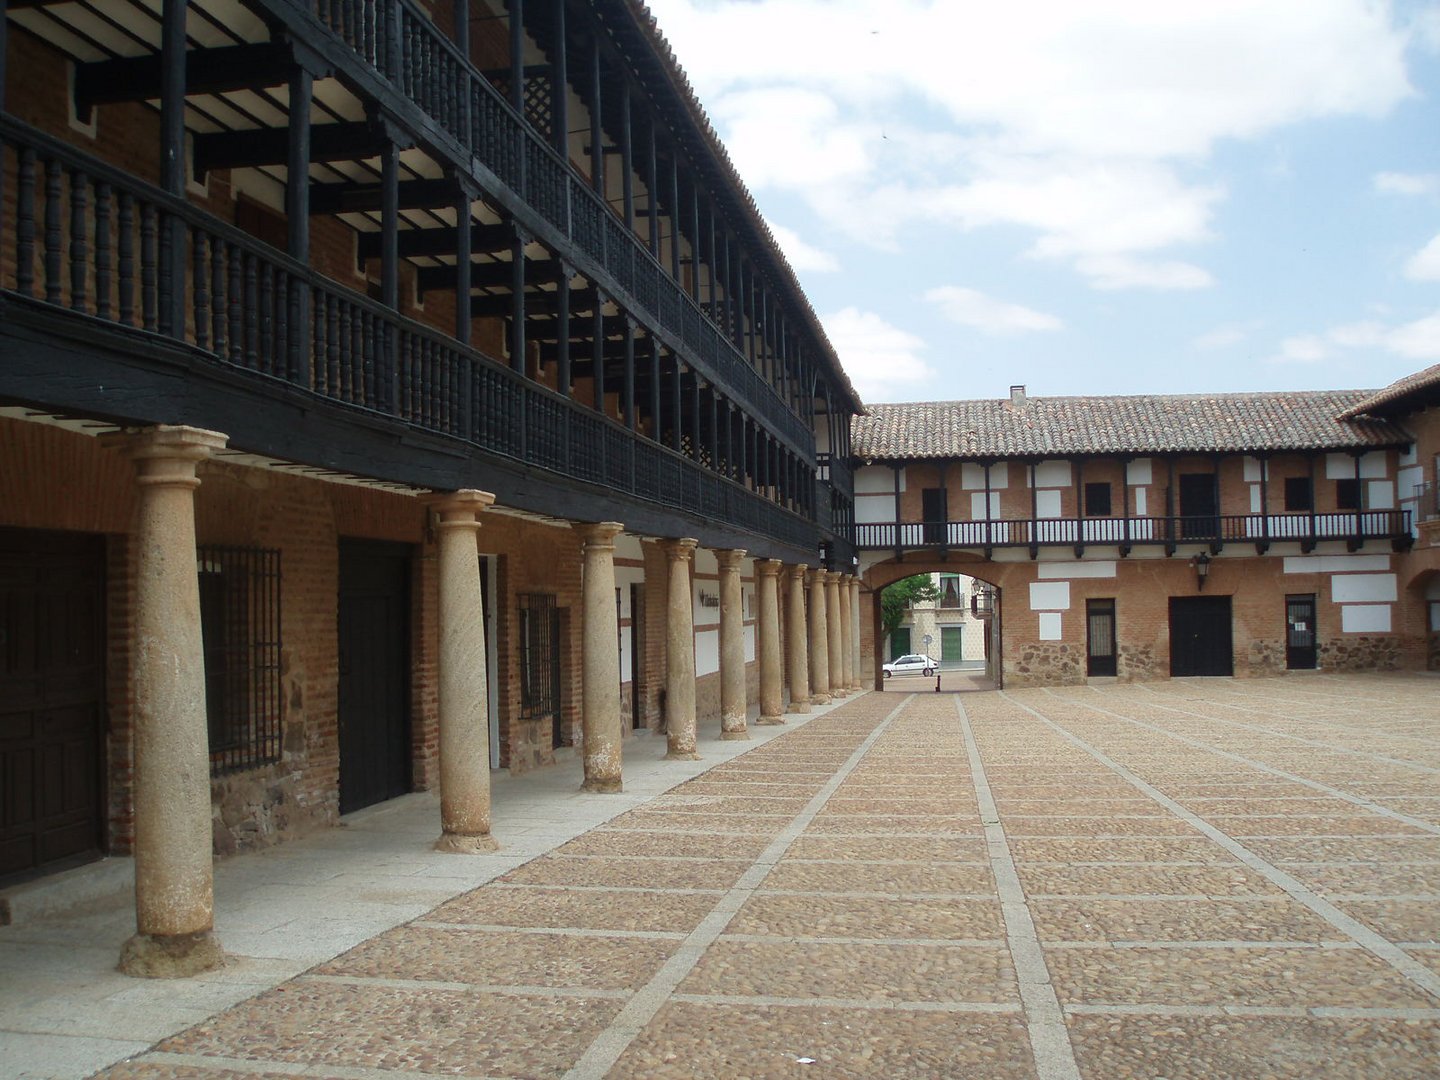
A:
13 673 1440 1079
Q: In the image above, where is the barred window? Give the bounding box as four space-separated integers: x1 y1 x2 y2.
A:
198 546 282 775
519 593 559 721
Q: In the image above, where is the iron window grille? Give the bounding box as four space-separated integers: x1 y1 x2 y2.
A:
519 593 559 721
198 545 282 775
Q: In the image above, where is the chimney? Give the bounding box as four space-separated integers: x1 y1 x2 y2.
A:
1009 384 1027 406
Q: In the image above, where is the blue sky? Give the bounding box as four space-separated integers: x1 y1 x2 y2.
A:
644 0 1440 404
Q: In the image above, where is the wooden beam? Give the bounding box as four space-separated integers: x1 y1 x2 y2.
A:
357 223 512 260
311 178 462 214
194 122 389 176
75 43 296 121
415 257 551 293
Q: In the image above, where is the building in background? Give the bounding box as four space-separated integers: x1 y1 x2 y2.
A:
854 373 1440 688
890 571 987 669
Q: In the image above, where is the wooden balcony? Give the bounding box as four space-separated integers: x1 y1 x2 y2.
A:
856 511 1415 557
0 114 817 552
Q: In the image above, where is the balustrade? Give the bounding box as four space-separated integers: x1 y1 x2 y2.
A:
0 115 814 551
301 0 813 452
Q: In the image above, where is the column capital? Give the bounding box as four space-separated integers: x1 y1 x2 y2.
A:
422 488 496 528
825 570 842 584
715 548 747 570
808 567 827 586
664 537 699 561
756 558 783 578
102 425 228 486
787 563 809 581
574 521 625 549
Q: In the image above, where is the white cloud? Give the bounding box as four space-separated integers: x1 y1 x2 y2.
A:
1192 321 1260 351
1375 171 1440 196
924 286 1062 335
764 220 840 273
1075 255 1214 291
821 308 935 402
645 0 1414 291
1403 233 1440 281
1267 311 1440 365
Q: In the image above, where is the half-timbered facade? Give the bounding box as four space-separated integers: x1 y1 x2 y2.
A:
853 373 1440 687
0 0 864 972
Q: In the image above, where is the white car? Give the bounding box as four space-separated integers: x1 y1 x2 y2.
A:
883 653 938 678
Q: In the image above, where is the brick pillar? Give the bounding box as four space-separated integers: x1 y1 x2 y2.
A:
756 558 784 724
825 572 847 699
808 568 831 704
107 425 229 978
716 548 749 740
786 564 810 713
423 489 499 853
664 538 699 759
576 522 625 792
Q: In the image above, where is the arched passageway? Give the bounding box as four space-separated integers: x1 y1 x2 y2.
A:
864 557 1002 692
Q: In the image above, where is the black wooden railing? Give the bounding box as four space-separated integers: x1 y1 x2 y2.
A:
855 511 1413 550
0 115 817 551
300 0 813 454
816 452 853 498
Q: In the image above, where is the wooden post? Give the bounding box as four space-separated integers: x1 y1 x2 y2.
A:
592 290 606 414
621 78 634 229
454 183 472 344
510 224 526 374
550 0 567 158
589 36 603 196
555 262 571 395
381 137 399 309
646 119 659 259
509 0 525 113
669 151 681 282
287 62 314 383
623 314 636 430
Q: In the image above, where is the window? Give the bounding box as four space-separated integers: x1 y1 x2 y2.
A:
1336 478 1362 511
198 546 282 775
1284 476 1313 512
939 574 964 609
519 593 559 721
1084 482 1112 517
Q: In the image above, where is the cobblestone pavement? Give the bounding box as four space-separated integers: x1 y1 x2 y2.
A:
93 675 1440 1079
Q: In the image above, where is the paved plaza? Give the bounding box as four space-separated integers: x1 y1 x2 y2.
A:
7 674 1440 1079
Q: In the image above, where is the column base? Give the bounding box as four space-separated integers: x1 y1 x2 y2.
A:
118 930 226 979
812 692 832 705
434 831 500 854
788 699 812 714
720 729 751 741
664 749 701 760
755 715 786 726
581 777 624 794
830 688 849 699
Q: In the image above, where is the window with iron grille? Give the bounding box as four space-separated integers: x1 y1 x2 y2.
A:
198 546 282 775
519 593 559 721
939 574 964 609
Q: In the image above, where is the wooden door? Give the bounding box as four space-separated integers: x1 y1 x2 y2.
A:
1178 473 1218 539
1169 596 1233 677
0 529 105 884
1286 594 1317 670
922 488 948 545
1086 598 1117 677
338 541 411 814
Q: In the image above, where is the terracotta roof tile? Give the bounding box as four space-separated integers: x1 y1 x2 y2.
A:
1340 363 1440 418
852 390 1408 461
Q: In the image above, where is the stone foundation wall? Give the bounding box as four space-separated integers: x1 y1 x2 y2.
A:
1117 643 1161 682
1244 639 1286 677
1320 635 1402 672
1007 642 1083 687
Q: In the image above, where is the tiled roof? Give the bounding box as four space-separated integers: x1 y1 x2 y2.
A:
852 390 1409 461
1339 363 1440 419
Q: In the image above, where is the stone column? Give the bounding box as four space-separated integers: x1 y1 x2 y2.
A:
756 559 784 724
108 425 228 978
664 538 699 759
785 564 810 714
808 568 831 705
576 522 625 792
716 548 748 740
825 572 847 698
423 489 499 854
838 575 854 692
850 577 864 690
